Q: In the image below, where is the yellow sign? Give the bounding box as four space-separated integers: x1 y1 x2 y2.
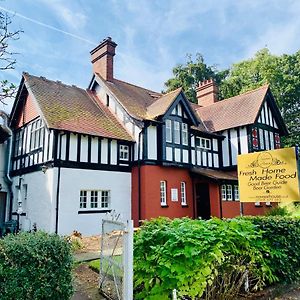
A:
237 147 300 202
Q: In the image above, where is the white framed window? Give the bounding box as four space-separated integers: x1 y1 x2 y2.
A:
174 121 180 144
30 119 44 150
196 137 211 150
160 181 167 206
259 128 265 150
80 190 87 209
181 182 187 205
166 120 172 142
234 185 239 201
119 145 129 161
226 185 233 201
90 190 98 208
182 123 188 145
14 131 23 156
221 185 227 200
79 190 110 210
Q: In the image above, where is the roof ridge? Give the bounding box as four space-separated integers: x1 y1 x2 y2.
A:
113 77 161 95
23 72 84 91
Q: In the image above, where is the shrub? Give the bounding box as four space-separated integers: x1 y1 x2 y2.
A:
0 231 73 300
246 216 300 283
134 217 274 300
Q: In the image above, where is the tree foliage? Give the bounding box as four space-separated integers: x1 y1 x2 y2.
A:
0 12 22 105
164 48 300 146
164 53 228 103
220 48 300 146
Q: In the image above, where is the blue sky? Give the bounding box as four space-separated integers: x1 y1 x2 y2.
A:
1 0 300 111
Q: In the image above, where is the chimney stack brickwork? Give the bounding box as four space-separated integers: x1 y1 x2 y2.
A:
196 78 218 107
90 37 117 82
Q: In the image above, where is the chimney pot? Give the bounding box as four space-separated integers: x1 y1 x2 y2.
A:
196 78 218 107
90 37 117 82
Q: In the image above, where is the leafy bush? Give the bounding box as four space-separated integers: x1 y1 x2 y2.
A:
134 217 274 300
0 231 73 300
246 216 300 283
266 206 291 216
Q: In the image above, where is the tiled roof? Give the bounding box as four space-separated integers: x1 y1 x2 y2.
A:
146 88 182 118
96 74 161 120
191 167 237 181
195 85 269 132
23 73 133 141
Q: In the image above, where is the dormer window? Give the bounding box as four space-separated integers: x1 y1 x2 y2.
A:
166 120 172 142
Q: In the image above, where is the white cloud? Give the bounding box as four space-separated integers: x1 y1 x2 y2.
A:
38 0 87 30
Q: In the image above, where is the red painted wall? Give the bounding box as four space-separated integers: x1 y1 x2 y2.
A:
221 201 275 218
15 94 39 128
132 165 194 226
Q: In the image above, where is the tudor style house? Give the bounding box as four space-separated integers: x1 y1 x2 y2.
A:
2 37 288 235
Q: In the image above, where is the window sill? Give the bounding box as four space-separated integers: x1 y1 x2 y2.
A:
254 205 263 207
161 204 169 208
181 204 189 208
78 209 111 214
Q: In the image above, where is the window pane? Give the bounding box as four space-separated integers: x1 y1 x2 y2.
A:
160 181 167 205
166 120 172 142
90 191 98 208
221 185 227 200
182 123 188 145
80 190 87 209
181 182 186 205
226 185 232 201
174 121 180 144
101 191 110 208
234 185 239 201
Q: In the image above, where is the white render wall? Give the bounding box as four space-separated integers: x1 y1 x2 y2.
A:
58 168 131 235
12 169 57 232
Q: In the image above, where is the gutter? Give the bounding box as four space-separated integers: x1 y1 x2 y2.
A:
137 129 144 225
0 110 13 218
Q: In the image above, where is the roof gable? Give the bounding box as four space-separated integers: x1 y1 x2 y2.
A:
13 73 133 141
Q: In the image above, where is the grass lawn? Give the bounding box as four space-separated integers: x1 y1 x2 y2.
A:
89 255 122 278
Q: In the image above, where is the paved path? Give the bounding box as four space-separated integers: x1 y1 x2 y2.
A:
74 251 100 263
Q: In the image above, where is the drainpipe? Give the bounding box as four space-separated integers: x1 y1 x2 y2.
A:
137 129 143 226
0 111 13 219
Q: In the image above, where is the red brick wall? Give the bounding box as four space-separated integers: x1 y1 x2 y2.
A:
15 94 39 128
132 165 194 226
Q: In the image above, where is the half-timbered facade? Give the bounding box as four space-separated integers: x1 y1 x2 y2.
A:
5 37 288 234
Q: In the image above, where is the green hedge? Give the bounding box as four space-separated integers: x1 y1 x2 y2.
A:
134 217 275 300
245 216 300 282
0 231 73 300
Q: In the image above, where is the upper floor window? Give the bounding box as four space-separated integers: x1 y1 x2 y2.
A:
252 127 259 150
259 128 264 150
196 137 211 150
14 130 23 156
160 181 167 206
30 119 44 151
174 121 180 144
182 123 188 145
79 190 110 210
166 120 172 142
274 133 280 149
119 145 129 161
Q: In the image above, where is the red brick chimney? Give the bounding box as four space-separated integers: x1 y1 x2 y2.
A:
90 37 117 82
196 79 218 106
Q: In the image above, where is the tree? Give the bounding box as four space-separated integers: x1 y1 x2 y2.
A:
219 48 300 146
164 49 299 146
0 12 22 105
164 53 228 103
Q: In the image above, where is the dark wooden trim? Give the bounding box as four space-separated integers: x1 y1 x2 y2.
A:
53 130 59 161
11 212 27 216
47 130 51 161
77 134 81 162
65 132 70 161
87 136 92 163
78 209 111 214
107 139 111 164
227 129 232 166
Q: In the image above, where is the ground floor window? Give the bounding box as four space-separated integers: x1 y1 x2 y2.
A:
221 184 239 201
79 190 110 210
160 181 167 206
181 181 187 205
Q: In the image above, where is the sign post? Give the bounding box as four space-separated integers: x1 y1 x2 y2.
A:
237 147 300 203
